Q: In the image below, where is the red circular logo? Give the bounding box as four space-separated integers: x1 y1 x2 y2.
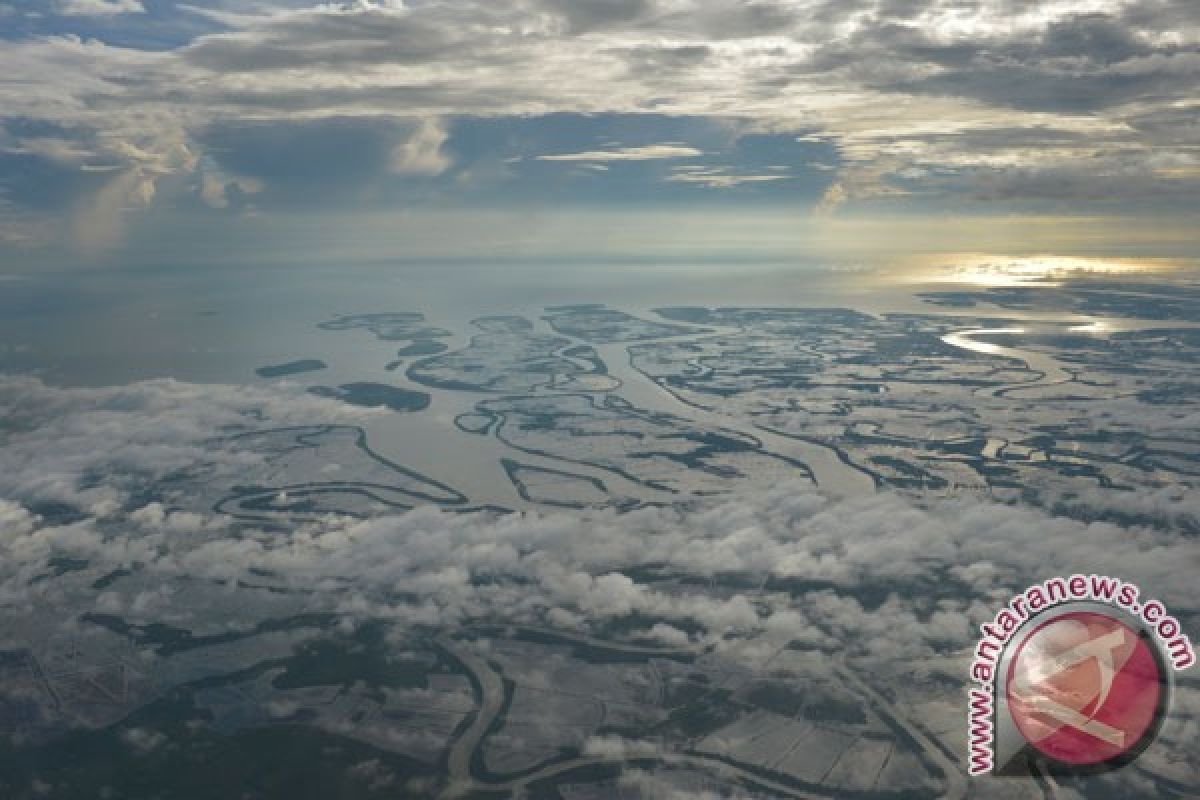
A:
1006 611 1164 766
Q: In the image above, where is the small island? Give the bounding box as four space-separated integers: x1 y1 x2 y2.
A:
396 339 448 357
308 382 431 411
255 359 327 378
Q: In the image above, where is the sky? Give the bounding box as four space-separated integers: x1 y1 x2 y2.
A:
1 0 1198 266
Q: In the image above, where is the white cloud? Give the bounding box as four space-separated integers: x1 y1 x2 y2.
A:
0 374 370 515
56 0 144 16
0 373 1196 793
389 118 452 177
666 165 786 188
537 145 705 162
2 374 1196 644
198 168 263 210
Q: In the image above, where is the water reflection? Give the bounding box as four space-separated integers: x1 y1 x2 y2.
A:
942 327 1027 356
906 253 1174 287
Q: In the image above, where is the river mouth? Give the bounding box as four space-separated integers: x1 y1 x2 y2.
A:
938 314 1200 399
940 325 1072 393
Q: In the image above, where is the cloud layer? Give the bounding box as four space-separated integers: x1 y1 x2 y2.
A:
1 0 1197 252
1 373 1197 794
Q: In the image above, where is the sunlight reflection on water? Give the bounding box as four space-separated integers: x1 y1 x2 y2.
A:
904 253 1177 287
941 327 1028 356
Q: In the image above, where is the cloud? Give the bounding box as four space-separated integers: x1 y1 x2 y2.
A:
813 179 846 215
0 374 371 517
3 138 95 166
0 372 1196 793
390 118 452 176
537 0 651 34
198 169 262 210
536 144 705 162
666 165 786 188
2 0 1199 246
56 0 144 16
121 727 166 753
2 374 1197 638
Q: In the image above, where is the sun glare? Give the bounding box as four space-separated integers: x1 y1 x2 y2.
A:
911 254 1166 287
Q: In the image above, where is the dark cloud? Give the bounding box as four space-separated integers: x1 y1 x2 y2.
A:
673 0 800 40
1039 12 1152 63
615 43 713 74
182 7 505 72
802 8 1199 111
904 68 1154 113
538 0 652 34
198 117 401 199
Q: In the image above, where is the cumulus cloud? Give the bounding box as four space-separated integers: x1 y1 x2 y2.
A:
0 373 1196 794
0 374 371 516
390 118 452 177
198 166 264 210
2 375 1197 650
8 469 1197 660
